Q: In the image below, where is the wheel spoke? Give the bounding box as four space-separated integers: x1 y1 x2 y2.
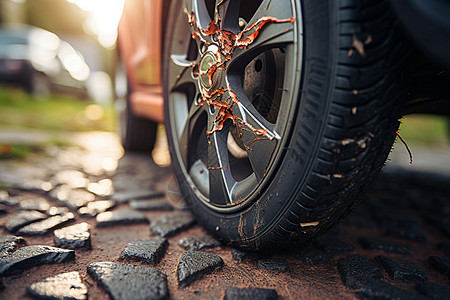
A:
231 0 294 64
232 101 279 181
169 56 197 92
176 95 205 167
208 128 235 204
215 0 241 33
193 0 213 31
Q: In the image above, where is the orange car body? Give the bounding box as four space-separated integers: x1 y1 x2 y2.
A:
117 0 165 123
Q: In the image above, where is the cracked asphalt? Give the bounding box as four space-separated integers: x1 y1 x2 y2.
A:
0 131 449 299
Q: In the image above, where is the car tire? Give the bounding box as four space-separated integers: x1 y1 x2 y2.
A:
163 0 408 249
115 60 158 152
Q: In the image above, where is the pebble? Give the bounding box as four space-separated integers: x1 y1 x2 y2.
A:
19 197 51 211
231 248 247 264
345 216 376 228
177 250 223 287
178 235 220 251
0 203 8 214
0 245 75 276
5 210 48 232
96 209 148 227
120 237 168 265
27 271 88 300
53 170 88 188
338 255 383 286
428 256 450 279
0 235 26 259
296 246 326 266
313 236 354 254
359 237 411 255
224 287 278 300
437 241 450 256
257 259 289 272
385 228 429 244
54 223 91 250
50 186 95 210
376 256 427 283
372 211 422 230
0 193 21 206
46 206 70 216
16 213 75 236
112 190 164 203
347 277 426 300
87 262 168 300
130 199 173 211
151 211 195 237
416 282 450 299
77 200 116 217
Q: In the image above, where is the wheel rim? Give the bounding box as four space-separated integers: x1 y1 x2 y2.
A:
166 0 301 212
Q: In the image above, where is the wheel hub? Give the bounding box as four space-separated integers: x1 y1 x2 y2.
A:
199 51 223 91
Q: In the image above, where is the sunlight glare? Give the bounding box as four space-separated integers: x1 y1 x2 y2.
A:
66 0 125 48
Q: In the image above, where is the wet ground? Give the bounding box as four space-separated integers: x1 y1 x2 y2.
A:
0 131 449 299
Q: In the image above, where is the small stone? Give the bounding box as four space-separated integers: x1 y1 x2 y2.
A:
17 180 53 194
130 199 173 211
46 206 70 216
96 209 148 227
112 190 164 203
78 200 116 217
0 193 21 206
376 256 427 283
87 179 113 197
54 223 91 250
50 186 95 210
87 262 168 300
347 277 426 300
232 248 247 264
385 228 429 244
5 210 48 232
53 170 88 188
257 259 289 272
177 250 223 286
416 282 450 299
338 255 383 286
224 287 278 300
373 211 422 231
27 271 87 300
313 236 354 254
120 237 168 265
18 197 51 212
359 237 411 255
428 256 450 279
345 216 376 228
0 203 8 214
296 246 326 266
151 211 196 237
16 213 75 236
437 241 450 256
0 245 75 276
178 236 220 251
0 235 26 259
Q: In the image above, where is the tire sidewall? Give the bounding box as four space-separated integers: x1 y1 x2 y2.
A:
163 0 340 249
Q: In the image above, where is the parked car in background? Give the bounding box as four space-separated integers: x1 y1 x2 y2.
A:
117 0 450 250
0 24 90 98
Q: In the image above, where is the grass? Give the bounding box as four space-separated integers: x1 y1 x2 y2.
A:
398 115 450 147
0 86 116 132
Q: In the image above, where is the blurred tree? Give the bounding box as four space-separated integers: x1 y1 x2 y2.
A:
24 0 87 35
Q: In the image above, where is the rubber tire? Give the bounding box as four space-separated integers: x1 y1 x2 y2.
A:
164 0 407 250
120 92 158 152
